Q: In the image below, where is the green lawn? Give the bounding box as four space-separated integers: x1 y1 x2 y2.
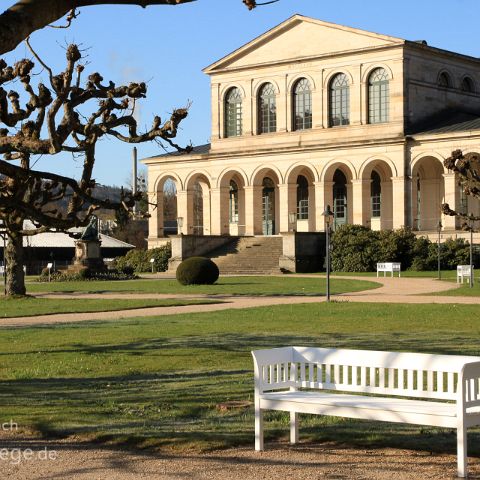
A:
0 302 479 455
25 276 379 296
0 297 222 318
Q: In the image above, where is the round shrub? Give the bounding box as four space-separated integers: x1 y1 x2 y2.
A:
176 257 219 285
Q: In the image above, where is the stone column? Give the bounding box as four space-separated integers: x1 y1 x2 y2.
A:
244 186 256 235
210 188 223 235
314 182 325 231
278 183 297 232
391 176 407 229
351 179 369 226
443 172 459 230
176 190 189 235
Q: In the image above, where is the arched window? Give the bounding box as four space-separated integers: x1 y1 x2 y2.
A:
371 171 381 218
461 76 475 93
438 72 452 88
296 175 309 219
329 73 350 126
368 68 389 124
192 181 204 236
229 180 239 223
293 78 312 131
333 169 348 228
258 83 276 134
224 87 242 137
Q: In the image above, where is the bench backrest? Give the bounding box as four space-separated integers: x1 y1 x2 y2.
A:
377 262 401 271
252 346 480 402
458 265 473 273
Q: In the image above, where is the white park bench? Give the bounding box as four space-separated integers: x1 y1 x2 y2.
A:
376 262 401 277
252 346 480 478
457 265 474 284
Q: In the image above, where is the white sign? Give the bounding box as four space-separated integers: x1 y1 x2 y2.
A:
47 263 53 269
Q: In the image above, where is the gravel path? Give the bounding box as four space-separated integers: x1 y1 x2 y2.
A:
4 276 477 328
3 437 480 479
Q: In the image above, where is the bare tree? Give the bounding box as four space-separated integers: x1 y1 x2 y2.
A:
0 0 267 56
442 150 480 229
0 43 190 295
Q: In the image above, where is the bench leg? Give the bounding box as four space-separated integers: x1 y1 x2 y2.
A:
290 411 298 444
255 407 264 451
457 423 467 478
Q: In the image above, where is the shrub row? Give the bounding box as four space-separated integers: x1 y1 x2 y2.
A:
38 267 137 282
330 225 480 272
114 244 172 273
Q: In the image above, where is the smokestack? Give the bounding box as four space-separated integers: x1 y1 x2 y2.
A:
132 147 138 215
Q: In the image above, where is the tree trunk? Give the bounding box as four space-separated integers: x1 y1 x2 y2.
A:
5 232 26 296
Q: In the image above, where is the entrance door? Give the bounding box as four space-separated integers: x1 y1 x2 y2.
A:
262 177 275 235
333 170 347 229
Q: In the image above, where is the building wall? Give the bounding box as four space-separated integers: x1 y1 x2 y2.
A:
405 45 480 128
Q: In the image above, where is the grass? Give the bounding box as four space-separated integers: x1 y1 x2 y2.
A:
0 301 479 455
432 281 480 297
0 297 222 318
24 276 379 296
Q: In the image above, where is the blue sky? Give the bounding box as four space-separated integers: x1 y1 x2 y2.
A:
3 0 479 186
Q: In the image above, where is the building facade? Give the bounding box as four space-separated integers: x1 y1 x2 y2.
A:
145 15 480 247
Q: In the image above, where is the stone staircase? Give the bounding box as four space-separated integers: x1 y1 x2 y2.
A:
207 236 283 275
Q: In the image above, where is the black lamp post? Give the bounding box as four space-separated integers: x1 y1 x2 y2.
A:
288 212 297 232
468 215 474 288
322 205 334 302
437 220 442 280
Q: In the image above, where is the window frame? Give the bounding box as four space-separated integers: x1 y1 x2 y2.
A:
329 73 350 127
368 68 390 124
257 83 277 134
224 87 243 138
292 78 312 131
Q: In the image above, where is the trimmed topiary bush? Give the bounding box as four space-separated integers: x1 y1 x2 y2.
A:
176 257 219 285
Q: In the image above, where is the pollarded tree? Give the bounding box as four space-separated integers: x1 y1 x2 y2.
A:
0 0 267 56
442 150 480 231
0 42 190 295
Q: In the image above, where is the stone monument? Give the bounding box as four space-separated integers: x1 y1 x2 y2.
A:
68 216 106 273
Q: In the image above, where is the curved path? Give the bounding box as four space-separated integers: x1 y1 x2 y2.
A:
3 276 478 328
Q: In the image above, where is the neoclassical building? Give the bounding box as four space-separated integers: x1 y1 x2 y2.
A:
145 15 480 248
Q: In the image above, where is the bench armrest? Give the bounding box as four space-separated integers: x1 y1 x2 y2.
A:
252 347 295 394
458 361 480 411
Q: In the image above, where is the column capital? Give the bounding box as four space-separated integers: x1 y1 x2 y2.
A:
390 176 408 183
351 178 370 185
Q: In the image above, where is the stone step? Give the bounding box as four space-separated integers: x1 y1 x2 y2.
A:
207 236 283 275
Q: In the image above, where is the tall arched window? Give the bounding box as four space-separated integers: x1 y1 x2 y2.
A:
258 83 276 134
368 68 389 124
225 87 242 137
438 72 452 88
329 73 350 126
371 171 381 218
293 78 312 131
296 175 309 219
333 169 347 228
229 180 239 223
461 76 475 93
192 181 204 236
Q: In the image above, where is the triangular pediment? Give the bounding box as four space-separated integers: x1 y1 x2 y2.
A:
204 15 404 73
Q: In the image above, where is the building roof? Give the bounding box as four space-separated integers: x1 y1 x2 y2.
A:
203 14 405 74
22 221 134 249
411 112 480 136
142 143 211 160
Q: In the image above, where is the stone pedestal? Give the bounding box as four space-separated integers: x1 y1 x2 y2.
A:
67 240 106 274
